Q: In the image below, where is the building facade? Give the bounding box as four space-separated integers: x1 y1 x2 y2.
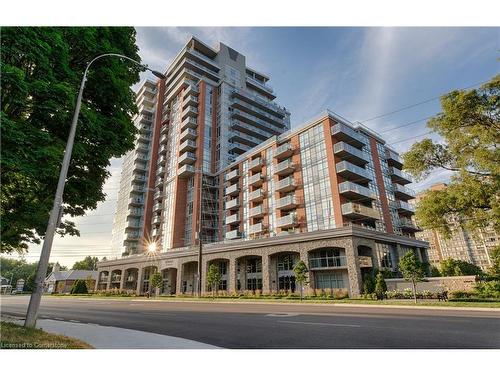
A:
414 183 498 271
102 37 427 297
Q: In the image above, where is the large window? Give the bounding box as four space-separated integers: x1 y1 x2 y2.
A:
315 272 345 289
277 254 295 271
309 248 346 269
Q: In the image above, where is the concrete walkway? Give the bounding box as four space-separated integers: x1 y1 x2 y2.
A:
9 318 219 349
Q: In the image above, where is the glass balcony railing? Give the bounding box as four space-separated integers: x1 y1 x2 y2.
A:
309 256 347 270
225 198 240 210
336 161 371 183
392 183 416 199
225 229 242 240
389 167 413 184
333 141 369 165
276 195 297 210
276 213 298 228
225 169 240 182
331 123 365 147
276 176 297 192
249 222 266 234
341 202 380 220
338 181 376 200
225 213 240 225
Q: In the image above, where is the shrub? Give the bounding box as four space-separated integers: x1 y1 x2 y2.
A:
70 279 88 294
374 272 387 299
363 274 375 295
449 290 475 299
474 280 500 299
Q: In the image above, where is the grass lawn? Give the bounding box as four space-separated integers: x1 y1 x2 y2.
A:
0 321 92 349
48 294 500 308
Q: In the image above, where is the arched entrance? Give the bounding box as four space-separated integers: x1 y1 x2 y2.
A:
123 268 138 292
206 259 229 292
160 268 177 295
141 266 158 294
236 255 262 292
180 261 198 295
110 270 122 289
308 247 348 291
269 252 300 293
97 271 109 290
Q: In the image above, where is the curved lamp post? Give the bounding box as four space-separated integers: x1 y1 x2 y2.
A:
24 53 166 327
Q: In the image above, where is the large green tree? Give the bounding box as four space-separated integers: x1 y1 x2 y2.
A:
72 256 99 271
403 75 499 237
439 258 483 277
1 27 142 254
0 258 66 287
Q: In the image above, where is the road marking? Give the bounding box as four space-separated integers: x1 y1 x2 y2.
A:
266 313 300 317
279 320 362 328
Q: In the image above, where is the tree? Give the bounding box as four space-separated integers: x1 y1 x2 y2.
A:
206 264 222 297
402 75 500 237
72 256 99 270
293 260 309 301
1 27 142 254
149 272 163 297
488 246 500 280
363 273 375 295
85 275 95 292
399 252 425 304
430 265 441 277
374 272 387 300
439 258 483 277
70 279 88 294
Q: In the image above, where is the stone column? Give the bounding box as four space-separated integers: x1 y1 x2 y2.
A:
228 257 237 294
201 260 208 296
269 255 278 293
136 267 144 296
119 269 126 291
106 271 112 291
345 238 363 297
262 254 270 295
176 265 183 295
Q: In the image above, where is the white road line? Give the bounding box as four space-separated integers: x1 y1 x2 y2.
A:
279 320 362 328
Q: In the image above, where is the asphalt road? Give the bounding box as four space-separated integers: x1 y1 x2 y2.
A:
1 295 499 349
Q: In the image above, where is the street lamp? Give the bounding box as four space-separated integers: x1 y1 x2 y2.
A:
24 53 166 328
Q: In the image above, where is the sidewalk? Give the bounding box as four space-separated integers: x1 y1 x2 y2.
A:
6 318 219 349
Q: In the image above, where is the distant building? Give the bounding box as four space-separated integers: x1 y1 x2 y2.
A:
0 276 12 294
44 264 98 294
414 183 499 271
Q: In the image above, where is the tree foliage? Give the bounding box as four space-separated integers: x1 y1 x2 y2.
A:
374 272 387 299
72 256 99 271
398 252 425 303
488 246 500 280
1 27 142 254
403 75 500 237
206 264 222 295
439 258 483 277
149 272 163 297
0 257 66 287
293 260 309 300
70 279 88 294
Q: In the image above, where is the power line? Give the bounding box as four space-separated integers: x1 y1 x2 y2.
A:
360 79 489 123
379 115 435 134
390 131 434 146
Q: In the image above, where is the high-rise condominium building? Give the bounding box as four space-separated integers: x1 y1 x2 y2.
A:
414 183 498 271
102 37 427 297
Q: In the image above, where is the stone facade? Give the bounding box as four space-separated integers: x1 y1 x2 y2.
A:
97 226 428 297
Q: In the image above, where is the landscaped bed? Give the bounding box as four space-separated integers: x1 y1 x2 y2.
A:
0 321 92 349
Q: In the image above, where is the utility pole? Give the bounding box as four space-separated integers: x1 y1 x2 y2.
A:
197 170 203 297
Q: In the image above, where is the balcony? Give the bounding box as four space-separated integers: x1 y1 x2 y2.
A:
249 205 265 218
225 229 242 240
184 84 199 97
129 197 144 206
248 172 263 187
152 215 161 225
331 123 365 148
131 184 146 193
395 200 415 215
249 222 266 235
358 256 373 268
225 183 240 197
125 221 141 230
132 174 147 183
160 124 168 135
127 208 143 218
125 232 140 241
232 98 283 126
274 143 294 160
398 217 421 232
385 149 404 169
178 151 196 166
183 94 198 107
341 202 380 221
276 176 297 193
309 255 347 270
155 177 164 188
229 129 265 147
159 134 168 145
229 141 252 154
249 188 265 202
181 105 198 120
276 195 297 210
338 181 376 202
225 213 240 225
179 139 197 153
246 75 274 95
336 161 371 183
225 198 240 210
231 109 283 135
157 166 165 176
393 183 416 200
159 144 168 155
180 128 197 142
333 142 369 166
249 157 264 172
153 203 162 212
232 88 288 118
275 159 295 176
157 155 166 166
389 167 413 185
276 213 299 229
153 190 162 200
181 117 197 131
178 164 195 178
225 169 240 182
133 161 147 173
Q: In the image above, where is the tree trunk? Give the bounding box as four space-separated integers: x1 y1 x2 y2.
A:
300 282 303 301
412 280 417 304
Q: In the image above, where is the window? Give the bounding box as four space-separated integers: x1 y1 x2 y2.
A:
316 272 345 289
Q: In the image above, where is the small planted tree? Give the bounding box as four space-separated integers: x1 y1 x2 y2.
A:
70 279 88 294
399 252 425 304
293 260 309 301
206 264 222 297
374 272 387 300
363 273 375 296
149 272 163 298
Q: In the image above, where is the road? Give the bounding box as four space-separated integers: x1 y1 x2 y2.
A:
1 295 499 348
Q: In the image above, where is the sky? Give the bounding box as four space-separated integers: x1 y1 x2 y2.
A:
14 27 500 267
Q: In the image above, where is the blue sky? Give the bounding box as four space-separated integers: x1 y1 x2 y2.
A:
17 27 500 266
